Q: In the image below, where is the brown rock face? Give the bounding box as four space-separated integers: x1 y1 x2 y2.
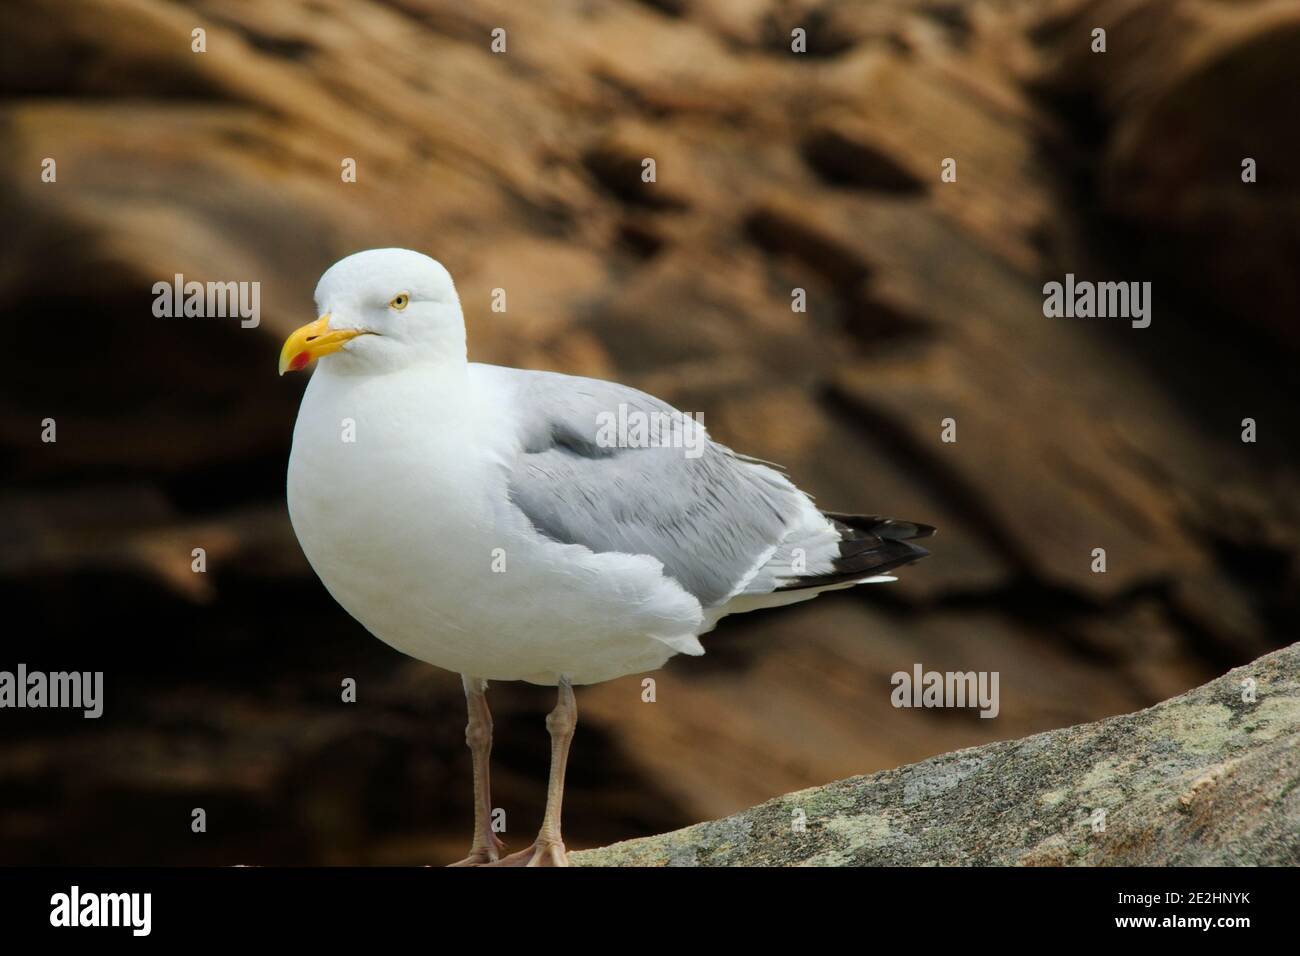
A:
1 0 1297 864
1035 0 1300 348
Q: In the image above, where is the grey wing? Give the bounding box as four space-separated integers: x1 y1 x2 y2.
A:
483 366 932 609
494 367 803 607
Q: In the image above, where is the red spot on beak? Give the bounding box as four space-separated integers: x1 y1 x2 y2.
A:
289 352 311 371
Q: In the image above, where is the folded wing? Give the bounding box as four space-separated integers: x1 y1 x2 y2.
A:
479 366 932 612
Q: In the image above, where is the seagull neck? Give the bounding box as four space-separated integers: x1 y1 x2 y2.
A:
407 355 471 383
318 352 469 382
310 357 474 424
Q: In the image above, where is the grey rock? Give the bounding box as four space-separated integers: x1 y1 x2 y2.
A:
575 642 1300 866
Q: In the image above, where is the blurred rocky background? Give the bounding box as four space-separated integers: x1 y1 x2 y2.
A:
1 0 1297 864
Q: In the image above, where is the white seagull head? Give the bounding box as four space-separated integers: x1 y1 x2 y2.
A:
279 248 465 376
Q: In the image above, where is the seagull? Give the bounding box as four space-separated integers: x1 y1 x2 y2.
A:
279 248 934 866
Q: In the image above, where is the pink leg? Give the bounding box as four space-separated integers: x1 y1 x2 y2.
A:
447 675 506 866
486 677 575 867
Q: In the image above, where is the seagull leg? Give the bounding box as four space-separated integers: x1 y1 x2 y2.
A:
487 676 575 867
447 674 506 866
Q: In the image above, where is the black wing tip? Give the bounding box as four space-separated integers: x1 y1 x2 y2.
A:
824 512 938 541
775 533 931 594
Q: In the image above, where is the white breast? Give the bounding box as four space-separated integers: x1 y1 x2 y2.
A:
286 364 704 685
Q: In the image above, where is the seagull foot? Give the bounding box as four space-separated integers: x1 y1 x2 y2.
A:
484 838 569 867
447 834 507 867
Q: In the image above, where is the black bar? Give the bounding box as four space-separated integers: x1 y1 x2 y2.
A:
0 865 1284 942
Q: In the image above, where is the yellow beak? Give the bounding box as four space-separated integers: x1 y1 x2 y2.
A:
278 314 367 375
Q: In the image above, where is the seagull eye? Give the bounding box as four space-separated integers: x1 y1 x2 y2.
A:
389 292 409 311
